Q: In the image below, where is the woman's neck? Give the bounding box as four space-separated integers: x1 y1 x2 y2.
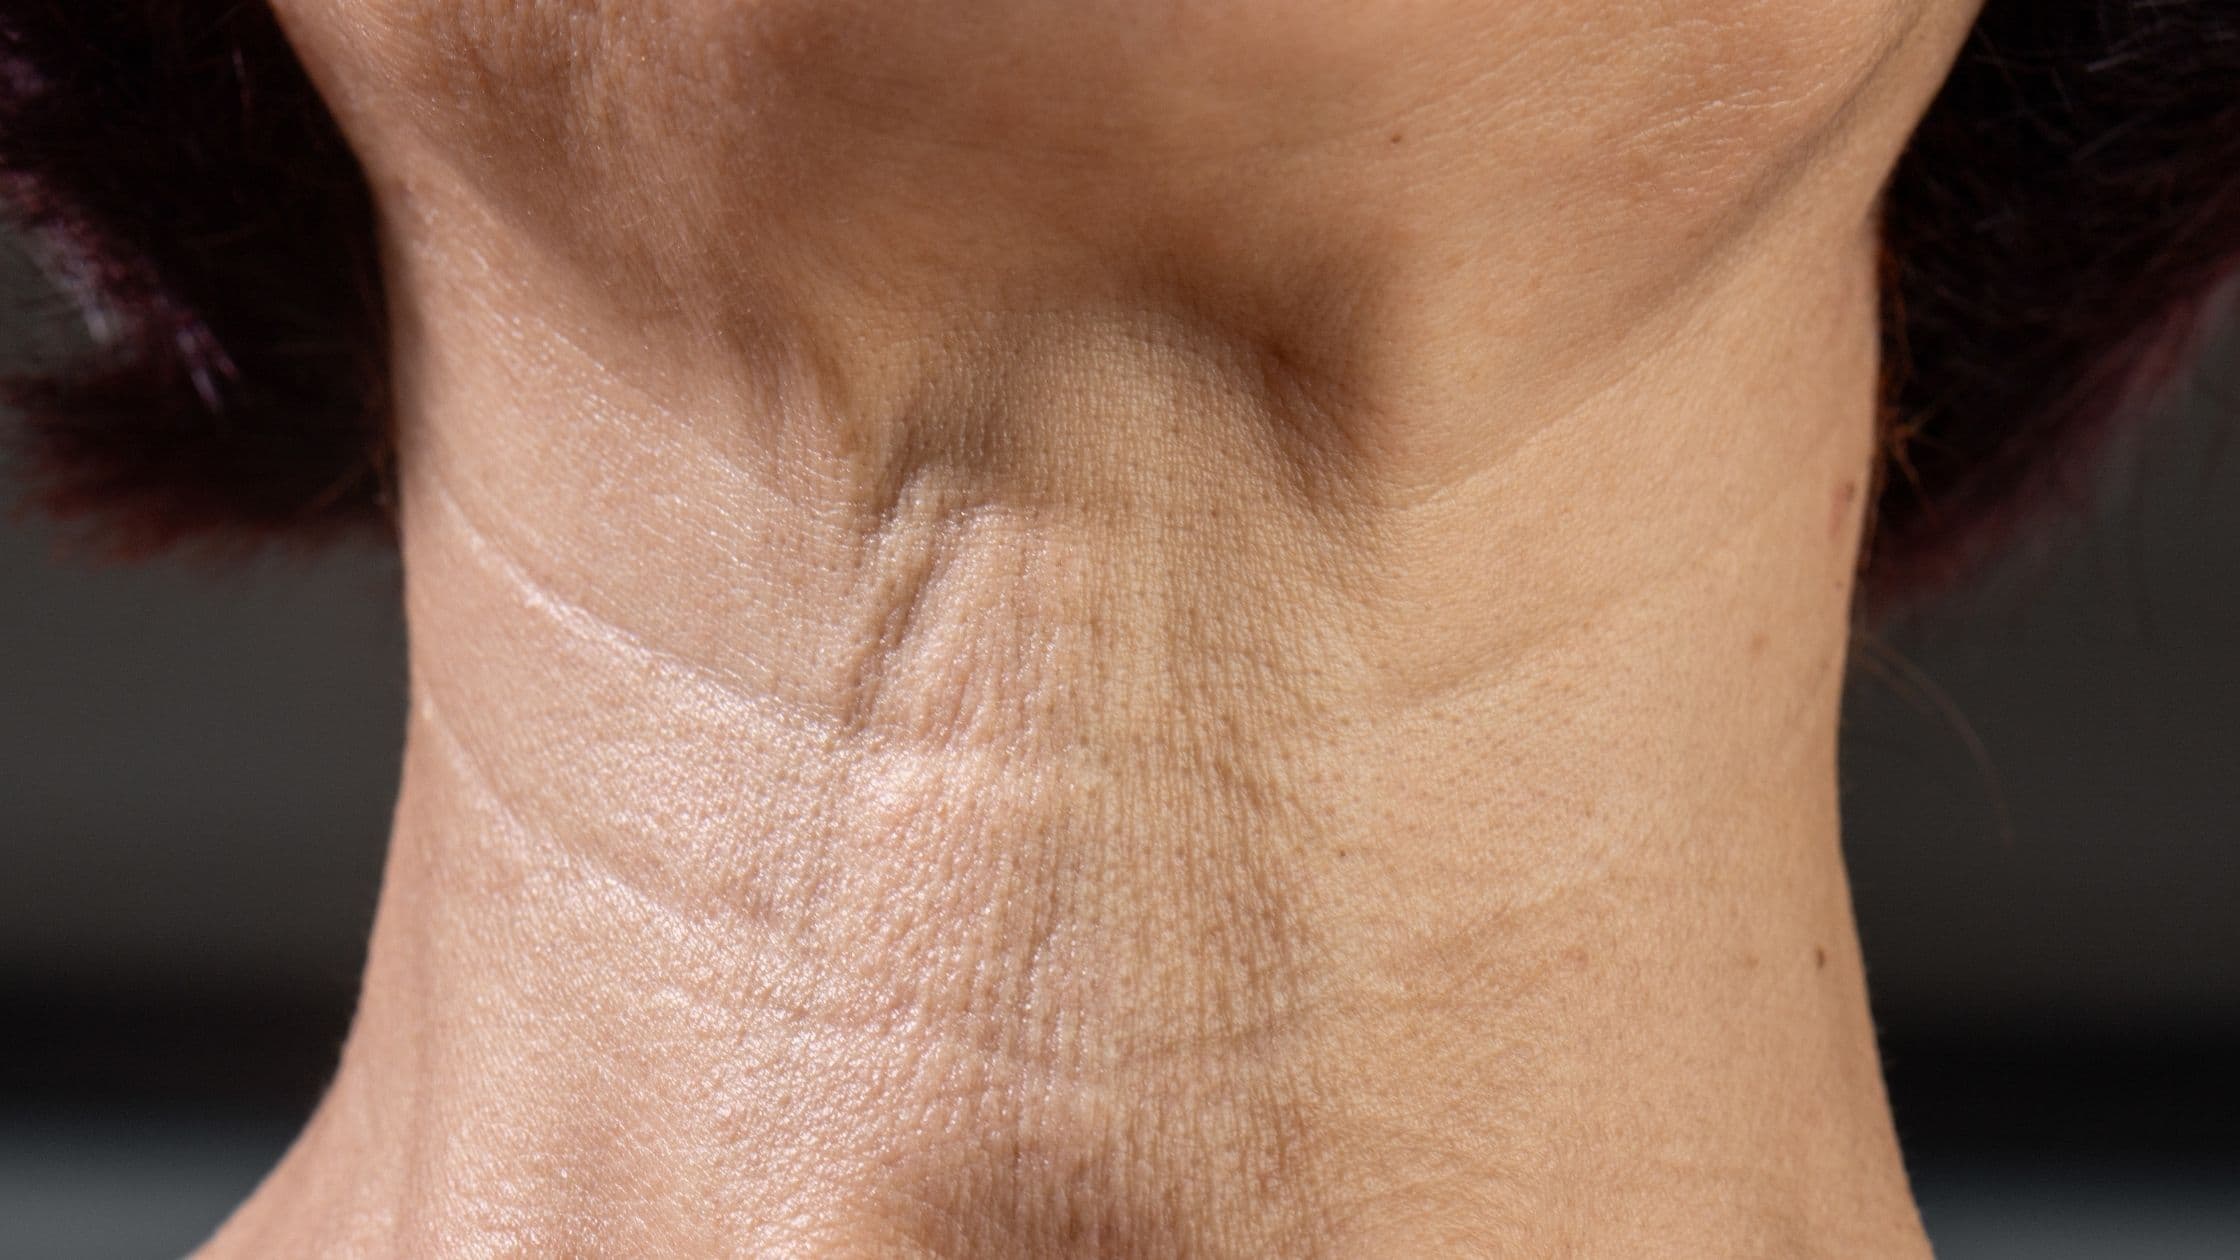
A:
202 6 1983 1247
202 222 1920 1259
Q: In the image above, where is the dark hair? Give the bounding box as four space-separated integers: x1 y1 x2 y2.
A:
1869 0 2240 607
0 2 388 558
2 2 2236 604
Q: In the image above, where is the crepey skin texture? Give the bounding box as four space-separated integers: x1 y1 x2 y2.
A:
203 3 1984 1256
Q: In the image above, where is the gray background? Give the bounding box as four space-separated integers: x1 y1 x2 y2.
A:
1 219 2234 1253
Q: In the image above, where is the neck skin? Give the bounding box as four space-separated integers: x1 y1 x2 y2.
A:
207 6 1979 1254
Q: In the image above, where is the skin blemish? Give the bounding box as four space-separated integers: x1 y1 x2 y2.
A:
1815 946 1829 970
1830 479 1859 538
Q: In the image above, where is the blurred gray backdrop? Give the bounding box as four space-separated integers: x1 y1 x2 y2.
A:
1 225 2234 1256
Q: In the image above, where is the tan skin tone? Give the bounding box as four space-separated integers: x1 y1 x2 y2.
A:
206 1 1985 1254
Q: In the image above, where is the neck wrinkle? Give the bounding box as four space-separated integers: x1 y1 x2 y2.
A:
209 214 1924 1260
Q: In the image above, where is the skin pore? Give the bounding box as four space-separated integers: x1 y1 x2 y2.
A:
208 1 1985 1255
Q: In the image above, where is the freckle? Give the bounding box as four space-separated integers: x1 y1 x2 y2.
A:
1830 479 1859 537
1335 848 1348 859
1743 952 1760 970
1815 946 1829 970
1388 131 1405 145
1562 947 1588 971
1748 631 1769 657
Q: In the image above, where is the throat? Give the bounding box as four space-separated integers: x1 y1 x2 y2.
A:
241 646 1923 1256
204 204 1924 1258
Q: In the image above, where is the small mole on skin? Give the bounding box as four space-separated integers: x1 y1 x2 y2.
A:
1830 480 1859 538
1389 131 1405 144
1815 946 1829 970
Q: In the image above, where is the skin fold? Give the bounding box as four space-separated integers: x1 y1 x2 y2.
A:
205 2 1986 1254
